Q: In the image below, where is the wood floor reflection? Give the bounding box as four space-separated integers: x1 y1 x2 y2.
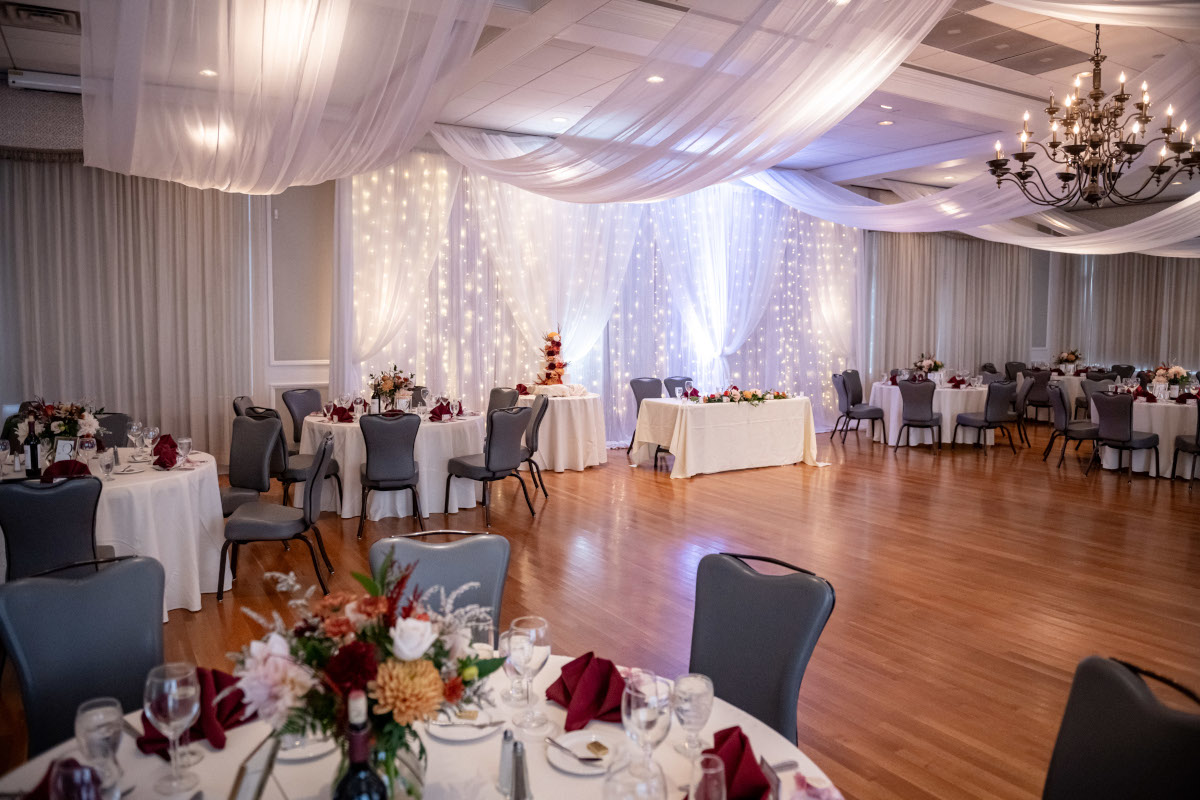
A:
2 424 1198 799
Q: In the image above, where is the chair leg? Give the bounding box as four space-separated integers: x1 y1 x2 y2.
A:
951 424 959 450
1152 447 1160 478
830 415 845 440
977 425 984 449
1170 448 1180 480
282 541 290 552
296 535 328 595
357 486 370 540
1042 431 1057 460
894 424 906 451
331 473 343 502
514 473 536 518
483 481 491 527
230 542 239 577
626 438 633 455
1191 452 1197 487
935 425 942 452
533 461 548 498
410 486 425 530
840 416 851 444
217 540 231 602
1085 444 1099 476
311 524 334 573
1001 426 1016 455
444 474 454 514
880 419 887 447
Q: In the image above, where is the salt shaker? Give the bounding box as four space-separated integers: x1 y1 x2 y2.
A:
496 729 515 796
511 740 532 800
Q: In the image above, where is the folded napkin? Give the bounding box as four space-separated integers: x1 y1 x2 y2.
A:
138 667 252 759
545 651 625 731
151 434 178 469
947 376 966 388
40 459 93 483
21 758 101 800
332 405 354 423
516 383 529 395
1051 368 1064 376
1132 386 1158 403
428 402 463 421
888 375 898 386
688 387 701 397
1175 391 1196 404
705 726 771 800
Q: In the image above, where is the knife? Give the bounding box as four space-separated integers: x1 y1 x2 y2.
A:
426 718 505 729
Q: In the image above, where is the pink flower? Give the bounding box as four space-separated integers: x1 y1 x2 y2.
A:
235 633 316 729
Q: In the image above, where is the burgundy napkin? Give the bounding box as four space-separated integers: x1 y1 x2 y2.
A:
1175 391 1196 404
947 376 966 389
705 726 772 800
22 758 100 800
381 409 407 418
1051 368 1064 376
516 383 529 396
332 406 354 423
1133 386 1157 403
428 402 453 421
137 668 252 759
688 387 701 397
40 459 93 483
888 375 898 386
152 434 178 469
545 652 625 731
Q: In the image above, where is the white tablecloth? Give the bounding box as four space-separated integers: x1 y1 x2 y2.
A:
0 654 837 800
295 415 485 520
516 393 607 473
631 397 819 479
0 448 228 619
868 383 994 446
1092 399 1198 478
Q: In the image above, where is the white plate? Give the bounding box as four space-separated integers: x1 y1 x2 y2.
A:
422 708 502 743
275 734 337 762
544 730 625 776
115 466 146 475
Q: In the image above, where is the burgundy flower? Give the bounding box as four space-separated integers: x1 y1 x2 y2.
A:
325 640 378 695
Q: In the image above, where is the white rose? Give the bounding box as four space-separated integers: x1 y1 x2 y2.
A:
50 421 65 434
390 616 437 661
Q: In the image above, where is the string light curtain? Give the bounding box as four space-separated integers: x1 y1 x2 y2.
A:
433 0 953 203
81 0 490 194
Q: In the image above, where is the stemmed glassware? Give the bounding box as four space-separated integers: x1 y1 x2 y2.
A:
689 754 726 800
672 673 714 758
74 697 123 800
143 426 160 457
177 437 192 467
143 663 201 794
621 669 673 775
48 758 104 800
0 439 10 476
127 421 143 456
78 437 97 465
683 380 694 400
507 616 551 733
98 450 115 481
322 400 334 419
495 629 525 707
675 386 685 404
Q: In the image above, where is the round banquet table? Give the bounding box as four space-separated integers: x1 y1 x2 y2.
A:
1092 398 1198 477
869 383 994 446
294 414 485 520
516 393 607 472
0 654 837 800
0 448 228 620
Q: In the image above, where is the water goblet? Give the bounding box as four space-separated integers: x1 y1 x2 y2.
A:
675 387 684 404
0 439 10 476
621 669 672 774
603 759 667 800
322 400 334 419
177 437 192 466
144 663 201 794
495 630 525 707
78 437 97 465
672 673 714 759
421 387 432 408
689 754 727 800
98 450 115 481
127 421 143 455
683 380 694 400
143 426 160 457
508 616 551 733
49 758 104 800
75 697 123 800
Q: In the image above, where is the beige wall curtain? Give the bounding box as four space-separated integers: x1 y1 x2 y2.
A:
0 159 253 461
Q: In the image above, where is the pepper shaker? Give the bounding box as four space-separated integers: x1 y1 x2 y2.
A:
511 740 532 800
496 729 515 796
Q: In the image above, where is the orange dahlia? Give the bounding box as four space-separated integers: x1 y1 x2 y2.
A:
368 659 444 725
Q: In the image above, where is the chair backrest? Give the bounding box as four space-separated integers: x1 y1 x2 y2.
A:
228 416 280 493
979 362 997 374
96 412 131 449
842 370 864 406
664 376 693 398
897 379 937 422
984 380 1017 423
487 388 519 417
1042 656 1200 800
1080 379 1114 406
689 554 834 742
1005 361 1027 381
0 557 165 757
281 389 323 444
525 395 549 454
361 412 420 483
301 434 334 526
831 374 851 414
368 533 511 646
1087 371 1118 382
1047 384 1071 432
410 386 427 407
1111 364 1136 380
1015 374 1035 412
0 477 102 581
484 407 532 474
232 395 253 417
1027 370 1052 402
1092 391 1133 443
629 378 663 415
245 406 289 473
981 371 1004 385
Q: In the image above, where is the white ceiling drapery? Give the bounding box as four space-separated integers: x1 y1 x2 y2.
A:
990 1 1200 27
433 0 954 203
81 0 491 194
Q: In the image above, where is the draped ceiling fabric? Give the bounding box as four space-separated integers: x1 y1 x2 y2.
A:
991 0 1200 27
81 0 490 194
434 0 954 203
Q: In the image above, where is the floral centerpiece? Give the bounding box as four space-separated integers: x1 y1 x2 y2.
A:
229 557 505 798
534 332 568 386
700 386 787 406
1154 364 1191 397
1 398 107 449
368 364 416 411
912 353 944 374
1054 349 1082 371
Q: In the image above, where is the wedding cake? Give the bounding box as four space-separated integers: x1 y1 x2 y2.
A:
535 331 568 386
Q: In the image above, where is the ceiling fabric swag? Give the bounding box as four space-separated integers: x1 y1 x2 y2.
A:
80 0 491 194
990 0 1200 27
433 0 954 203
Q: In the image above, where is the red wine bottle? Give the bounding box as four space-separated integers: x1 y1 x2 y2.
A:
333 691 387 800
23 415 40 479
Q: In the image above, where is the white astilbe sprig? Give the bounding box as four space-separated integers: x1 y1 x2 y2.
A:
264 570 303 593
239 606 288 635
423 582 493 638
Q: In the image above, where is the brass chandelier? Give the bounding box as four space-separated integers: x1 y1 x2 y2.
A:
986 25 1198 207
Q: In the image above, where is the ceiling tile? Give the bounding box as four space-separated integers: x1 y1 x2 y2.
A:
1016 19 1096 51
487 63 547 87
512 43 585 72
922 14 1008 50
965 4 1048 29
520 69 605 95
556 51 640 81
438 97 493 123
500 85 575 108
909 50 985 74
458 81 517 103
951 0 988 11
905 43 942 62
951 30 1056 63
996 44 1091 76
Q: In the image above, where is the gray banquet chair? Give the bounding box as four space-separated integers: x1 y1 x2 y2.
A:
1170 401 1199 486
487 388 519 416
222 416 279 518
830 373 885 444
1004 361 1027 382
951 379 1019 453
1013 376 1035 446
218 433 336 599
689 553 834 742
1087 370 1118 384
96 412 130 450
626 377 663 454
245 406 342 506
358 412 423 539
1042 384 1099 467
1087 392 1160 481
0 556 164 757
981 371 1005 385
282 388 324 446
369 532 511 646
0 477 101 580
232 395 254 417
895 379 941 451
979 362 998 374
445 406 535 527
1025 370 1053 423
519 395 551 498
842 369 865 406
664 376 693 399
1111 364 1136 380
1041 656 1200 800
1075 378 1114 420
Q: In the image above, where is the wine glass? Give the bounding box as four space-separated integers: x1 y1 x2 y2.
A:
0 439 10 476
75 697 123 799
675 386 684 404
322 400 334 419
177 437 192 466
451 399 462 417
49 759 103 800
683 380 693 400
78 437 97 465
127 421 142 455
508 616 551 732
144 663 201 794
689 754 726 800
621 670 672 773
672 673 714 759
603 760 667 800
143 426 160 457
98 450 115 481
421 387 432 408
398 396 411 412
495 630 525 707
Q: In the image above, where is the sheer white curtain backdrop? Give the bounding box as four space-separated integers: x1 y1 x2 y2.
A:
0 160 252 462
991 0 1200 27
434 0 953 202
81 0 490 194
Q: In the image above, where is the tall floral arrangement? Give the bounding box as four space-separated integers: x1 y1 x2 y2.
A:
534 332 567 386
912 353 944 374
229 556 504 796
369 364 416 408
1155 364 1191 387
1054 349 1082 366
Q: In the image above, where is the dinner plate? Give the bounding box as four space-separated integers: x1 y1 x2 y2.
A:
115 466 146 475
421 708 502 743
544 730 625 776
275 734 337 762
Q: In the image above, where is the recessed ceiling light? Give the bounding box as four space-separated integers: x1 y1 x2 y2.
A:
1039 57 1052 63
947 28 961 35
1172 181 1182 185
877 120 894 126
880 104 893 110
646 75 664 84
199 69 217 77
944 175 954 180
552 117 568 123
995 43 1010 50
